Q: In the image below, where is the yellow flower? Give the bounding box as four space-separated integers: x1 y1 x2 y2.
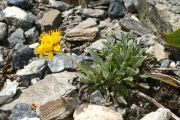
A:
35 29 62 59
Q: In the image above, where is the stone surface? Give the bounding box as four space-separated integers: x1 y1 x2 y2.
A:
11 103 38 120
39 97 78 120
3 6 35 30
7 0 33 10
124 0 138 13
12 46 34 70
48 54 73 73
0 22 7 41
0 79 19 105
120 17 152 36
8 28 26 47
40 9 61 31
161 59 170 68
1 71 77 110
19 117 40 120
0 46 8 67
16 59 46 76
65 18 98 41
89 90 106 105
146 42 169 61
49 0 70 12
82 8 107 19
25 27 39 44
86 39 108 51
136 34 157 47
0 11 5 21
138 0 180 32
108 0 126 19
0 109 11 120
74 104 124 120
140 108 172 120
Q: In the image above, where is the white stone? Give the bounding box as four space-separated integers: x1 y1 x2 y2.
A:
16 59 46 76
146 42 169 61
0 79 19 104
20 117 40 120
74 104 124 120
140 108 172 120
3 6 28 20
1 71 77 110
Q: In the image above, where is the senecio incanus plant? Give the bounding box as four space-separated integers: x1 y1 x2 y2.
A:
75 32 146 97
35 29 62 59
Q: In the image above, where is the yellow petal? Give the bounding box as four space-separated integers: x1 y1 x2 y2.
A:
48 52 53 59
53 45 61 52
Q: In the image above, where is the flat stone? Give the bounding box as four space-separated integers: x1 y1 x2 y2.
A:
8 28 26 47
40 9 61 31
86 39 108 51
74 104 124 120
1 71 77 110
82 8 107 19
16 59 46 76
120 17 152 36
7 0 33 10
0 79 19 105
0 22 7 41
89 90 106 105
140 108 172 120
49 0 70 12
11 103 38 120
65 18 98 41
39 97 78 120
138 0 180 32
3 6 35 30
48 54 73 73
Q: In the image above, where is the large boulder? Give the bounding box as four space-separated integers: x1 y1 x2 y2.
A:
138 0 180 32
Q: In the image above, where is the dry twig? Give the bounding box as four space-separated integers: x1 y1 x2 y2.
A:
132 90 180 120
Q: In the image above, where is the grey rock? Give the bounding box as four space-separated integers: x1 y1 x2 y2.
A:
82 8 107 19
89 90 106 105
40 9 61 31
0 11 5 21
116 108 126 116
0 46 8 67
160 59 170 68
19 117 40 120
1 71 77 110
8 28 25 47
0 109 11 120
16 59 46 76
39 97 79 120
12 46 34 70
48 54 73 73
120 17 152 36
7 0 33 10
166 0 180 5
74 104 124 120
3 6 36 30
108 0 126 19
136 34 157 46
138 0 180 32
140 108 172 120
25 27 39 43
65 18 98 41
89 0 110 8
86 39 108 51
0 22 7 41
124 0 138 13
0 79 19 105
49 0 70 12
11 103 38 120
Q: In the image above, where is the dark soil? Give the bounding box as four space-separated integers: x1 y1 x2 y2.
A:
125 82 180 120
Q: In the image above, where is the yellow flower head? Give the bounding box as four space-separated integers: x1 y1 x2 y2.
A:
35 29 62 59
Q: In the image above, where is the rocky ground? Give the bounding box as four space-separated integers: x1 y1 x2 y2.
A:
0 0 180 120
